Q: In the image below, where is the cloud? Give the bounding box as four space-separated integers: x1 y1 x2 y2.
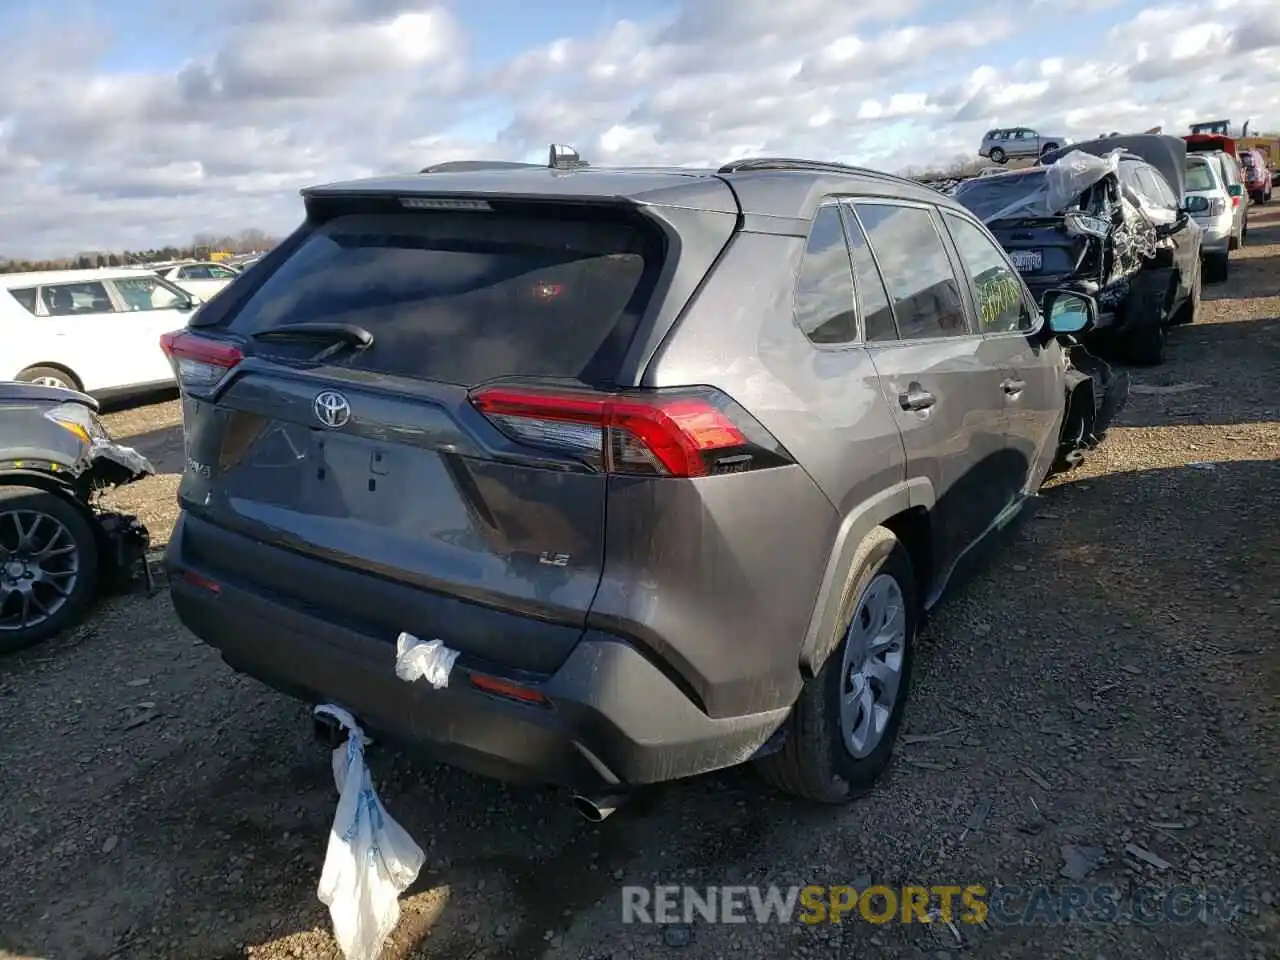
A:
3 0 1280 258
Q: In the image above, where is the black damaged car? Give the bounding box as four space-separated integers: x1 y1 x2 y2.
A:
0 382 154 651
952 134 1203 365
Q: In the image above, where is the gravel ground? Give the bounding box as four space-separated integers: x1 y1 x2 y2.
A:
2 209 1278 960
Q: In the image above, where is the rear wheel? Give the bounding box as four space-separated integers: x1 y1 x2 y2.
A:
0 486 100 653
989 147 1006 164
1041 142 1059 156
757 526 917 803
1125 324 1166 365
1204 253 1230 284
15 366 81 391
1122 278 1174 365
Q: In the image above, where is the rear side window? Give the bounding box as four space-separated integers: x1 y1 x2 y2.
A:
8 287 38 314
222 210 661 388
855 203 967 340
1138 166 1178 209
41 281 115 316
793 205 858 345
841 208 897 342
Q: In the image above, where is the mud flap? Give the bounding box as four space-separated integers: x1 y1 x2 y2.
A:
1055 346 1129 470
96 511 154 594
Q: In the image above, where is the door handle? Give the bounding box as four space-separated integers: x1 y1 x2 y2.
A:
899 387 937 412
1002 378 1026 396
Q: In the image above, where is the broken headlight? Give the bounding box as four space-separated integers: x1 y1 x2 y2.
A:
44 402 109 445
1064 212 1111 239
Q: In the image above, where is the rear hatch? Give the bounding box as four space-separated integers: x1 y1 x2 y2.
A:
952 170 1105 295
1184 158 1229 223
163 190 737 674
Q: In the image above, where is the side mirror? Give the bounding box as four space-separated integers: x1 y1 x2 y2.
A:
176 296 203 312
1043 289 1097 336
1227 184 1244 198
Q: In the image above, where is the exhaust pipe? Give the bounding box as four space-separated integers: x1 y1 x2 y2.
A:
572 792 627 822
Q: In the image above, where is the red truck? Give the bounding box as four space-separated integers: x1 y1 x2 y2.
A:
1237 148 1272 203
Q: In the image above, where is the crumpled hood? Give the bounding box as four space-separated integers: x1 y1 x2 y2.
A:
1043 134 1187 202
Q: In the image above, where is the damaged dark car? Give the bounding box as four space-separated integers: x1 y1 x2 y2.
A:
0 382 154 652
952 134 1203 365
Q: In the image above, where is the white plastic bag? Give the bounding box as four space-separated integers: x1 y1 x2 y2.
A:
315 704 425 960
394 632 459 689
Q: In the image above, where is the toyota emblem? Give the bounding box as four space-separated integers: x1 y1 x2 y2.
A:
313 390 351 428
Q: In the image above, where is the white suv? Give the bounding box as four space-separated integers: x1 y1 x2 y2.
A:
0 268 198 395
151 261 240 301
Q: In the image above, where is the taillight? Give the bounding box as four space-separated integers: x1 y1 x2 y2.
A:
469 385 793 478
1232 195 1242 208
160 330 244 389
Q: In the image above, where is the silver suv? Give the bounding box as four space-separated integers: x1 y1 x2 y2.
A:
161 152 1123 812
1185 153 1247 282
980 127 1070 164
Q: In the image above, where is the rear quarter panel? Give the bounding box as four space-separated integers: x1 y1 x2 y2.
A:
587 230 906 718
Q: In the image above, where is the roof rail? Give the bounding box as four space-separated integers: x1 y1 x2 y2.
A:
716 157 927 189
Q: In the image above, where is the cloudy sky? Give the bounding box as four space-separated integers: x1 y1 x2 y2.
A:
1 0 1277 258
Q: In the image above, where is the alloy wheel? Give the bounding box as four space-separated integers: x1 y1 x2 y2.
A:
0 509 81 633
839 574 907 759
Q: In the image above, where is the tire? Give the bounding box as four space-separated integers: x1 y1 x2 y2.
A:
1041 142 1059 156
1125 324 1166 366
15 365 81 391
989 148 1006 164
757 526 918 803
1203 253 1230 284
1170 262 1201 326
0 486 100 654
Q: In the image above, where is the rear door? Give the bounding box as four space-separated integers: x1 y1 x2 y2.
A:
942 211 1063 493
33 279 146 391
850 200 1019 573
174 202 670 672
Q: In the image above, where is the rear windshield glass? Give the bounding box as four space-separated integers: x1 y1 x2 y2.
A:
953 171 1048 221
223 210 662 387
1185 161 1216 192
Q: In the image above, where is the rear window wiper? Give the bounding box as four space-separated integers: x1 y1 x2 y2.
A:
251 322 374 362
252 322 374 347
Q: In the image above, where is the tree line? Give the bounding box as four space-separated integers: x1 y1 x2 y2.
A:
0 229 280 275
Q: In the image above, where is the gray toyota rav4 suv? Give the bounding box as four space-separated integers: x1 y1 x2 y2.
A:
163 152 1121 815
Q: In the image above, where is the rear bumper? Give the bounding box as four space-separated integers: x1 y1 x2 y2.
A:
166 513 789 791
1193 217 1232 253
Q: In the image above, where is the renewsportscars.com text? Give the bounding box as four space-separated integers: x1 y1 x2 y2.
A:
621 884 1248 926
